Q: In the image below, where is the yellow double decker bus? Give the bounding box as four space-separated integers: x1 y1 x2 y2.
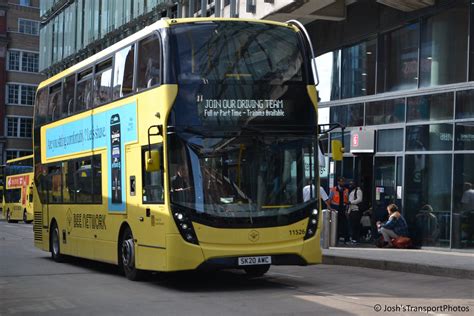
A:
33 18 322 280
3 155 34 223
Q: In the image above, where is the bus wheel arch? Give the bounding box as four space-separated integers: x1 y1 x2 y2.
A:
49 219 64 262
118 223 145 281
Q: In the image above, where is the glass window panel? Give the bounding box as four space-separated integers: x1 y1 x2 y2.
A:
453 154 474 248
113 45 135 99
48 83 62 122
315 50 340 102
93 67 112 106
19 118 32 138
63 161 75 203
35 88 49 126
407 93 453 122
137 34 161 91
7 84 19 104
62 75 75 117
365 98 405 125
76 68 93 112
7 117 18 137
142 145 164 204
330 103 364 127
378 23 419 92
456 89 474 119
76 0 84 50
8 51 20 71
74 158 93 203
341 39 376 98
455 122 474 150
20 85 36 105
406 124 453 151
405 154 452 247
420 5 468 87
377 128 403 152
21 52 39 73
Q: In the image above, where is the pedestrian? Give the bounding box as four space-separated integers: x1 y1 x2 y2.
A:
302 181 334 210
329 176 349 244
376 204 409 248
347 180 363 243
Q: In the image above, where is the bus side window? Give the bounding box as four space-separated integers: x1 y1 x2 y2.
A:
48 82 62 122
142 145 164 204
93 59 113 107
35 88 49 126
113 45 135 99
62 75 75 118
137 34 161 91
76 68 93 113
92 155 102 203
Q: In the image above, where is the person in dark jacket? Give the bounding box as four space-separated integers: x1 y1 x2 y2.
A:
376 203 408 248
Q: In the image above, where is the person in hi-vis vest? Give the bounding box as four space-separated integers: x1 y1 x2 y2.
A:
329 176 350 244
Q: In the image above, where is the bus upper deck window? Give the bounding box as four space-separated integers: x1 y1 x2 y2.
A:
62 75 75 118
76 68 93 113
113 45 135 99
48 82 62 122
137 34 161 91
93 58 113 107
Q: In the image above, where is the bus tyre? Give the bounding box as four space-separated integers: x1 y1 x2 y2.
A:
244 265 270 278
6 209 17 223
50 222 64 262
23 210 32 224
120 227 145 281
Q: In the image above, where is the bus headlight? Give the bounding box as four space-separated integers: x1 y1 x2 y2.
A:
172 211 199 245
304 208 319 240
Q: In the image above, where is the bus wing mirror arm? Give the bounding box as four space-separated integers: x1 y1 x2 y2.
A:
146 125 163 173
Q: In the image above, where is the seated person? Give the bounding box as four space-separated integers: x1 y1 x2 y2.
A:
376 203 409 248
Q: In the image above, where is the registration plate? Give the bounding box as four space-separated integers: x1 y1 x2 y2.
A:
238 256 272 266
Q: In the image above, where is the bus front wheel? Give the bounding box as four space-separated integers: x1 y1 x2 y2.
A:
50 222 64 262
244 265 270 278
23 210 32 224
6 209 17 223
120 226 145 281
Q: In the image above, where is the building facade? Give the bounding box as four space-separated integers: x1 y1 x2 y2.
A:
0 0 43 163
313 0 474 249
39 0 347 75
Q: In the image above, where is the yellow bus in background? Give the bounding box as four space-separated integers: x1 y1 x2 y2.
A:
33 18 322 280
3 155 34 223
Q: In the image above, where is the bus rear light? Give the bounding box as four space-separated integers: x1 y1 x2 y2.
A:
172 211 199 245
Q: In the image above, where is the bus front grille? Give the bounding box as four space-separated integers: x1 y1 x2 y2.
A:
33 212 43 241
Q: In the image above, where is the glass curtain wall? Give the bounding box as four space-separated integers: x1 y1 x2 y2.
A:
40 0 171 71
420 4 468 87
341 39 376 98
378 23 420 92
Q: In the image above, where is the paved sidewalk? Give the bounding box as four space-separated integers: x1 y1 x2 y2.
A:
323 247 474 279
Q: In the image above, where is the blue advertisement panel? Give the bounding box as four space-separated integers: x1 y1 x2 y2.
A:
45 102 138 212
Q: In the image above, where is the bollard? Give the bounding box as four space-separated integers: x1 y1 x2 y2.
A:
321 209 330 249
330 210 338 247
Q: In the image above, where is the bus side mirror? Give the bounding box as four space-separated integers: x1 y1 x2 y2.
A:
331 140 344 161
145 150 160 172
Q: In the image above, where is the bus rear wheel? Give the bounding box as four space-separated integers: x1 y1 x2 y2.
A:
6 209 17 223
120 227 145 281
244 265 270 278
50 222 64 262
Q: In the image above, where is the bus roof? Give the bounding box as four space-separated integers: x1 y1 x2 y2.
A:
38 18 296 90
5 154 33 164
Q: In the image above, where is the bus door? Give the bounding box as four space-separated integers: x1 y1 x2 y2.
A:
139 144 166 249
